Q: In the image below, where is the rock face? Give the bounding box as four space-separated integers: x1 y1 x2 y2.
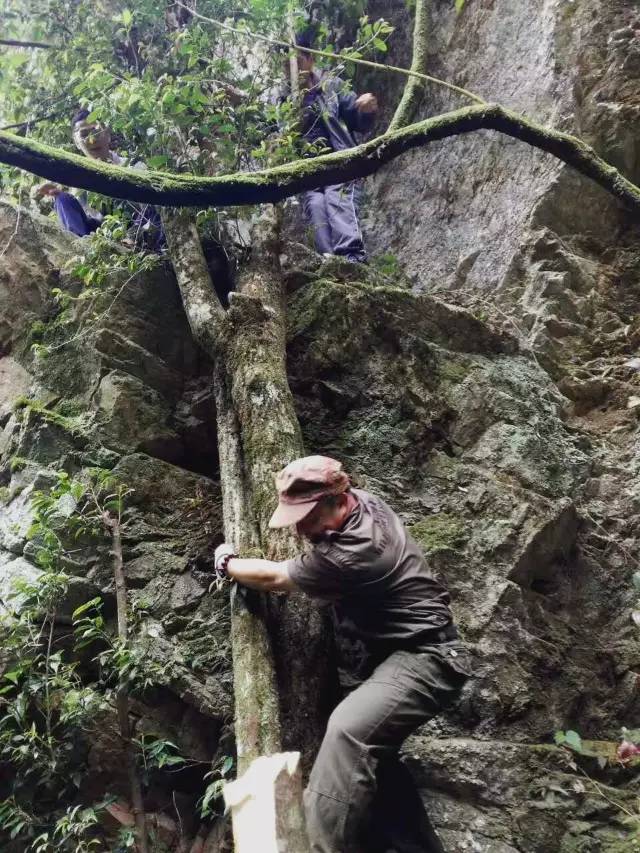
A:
347 0 640 846
283 250 640 850
0 202 230 840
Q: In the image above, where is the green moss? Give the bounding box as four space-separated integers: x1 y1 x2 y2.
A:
13 396 85 435
0 486 10 504
410 513 468 554
29 320 46 344
438 359 472 384
54 399 87 419
9 456 29 473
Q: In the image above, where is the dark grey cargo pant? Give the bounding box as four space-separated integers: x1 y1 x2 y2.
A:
304 643 471 853
302 181 366 263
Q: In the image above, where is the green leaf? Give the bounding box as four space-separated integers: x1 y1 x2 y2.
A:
455 0 465 12
71 597 102 620
564 730 583 752
373 38 388 52
146 155 168 169
121 9 133 27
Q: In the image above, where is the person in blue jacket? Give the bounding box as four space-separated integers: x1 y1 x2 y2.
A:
34 109 164 251
290 36 378 263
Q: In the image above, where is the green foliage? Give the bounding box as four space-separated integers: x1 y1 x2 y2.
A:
0 468 143 851
9 455 29 473
554 729 583 753
370 252 403 279
68 216 161 290
199 754 234 819
455 0 466 13
135 735 186 783
0 0 392 191
0 562 105 849
12 397 85 436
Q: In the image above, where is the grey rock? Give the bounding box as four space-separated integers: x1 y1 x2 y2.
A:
0 482 36 554
94 329 185 402
124 551 188 588
97 370 183 462
170 573 207 613
0 553 42 606
0 358 31 421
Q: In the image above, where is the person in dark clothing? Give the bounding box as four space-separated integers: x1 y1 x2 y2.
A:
288 38 378 263
34 109 164 251
214 455 472 853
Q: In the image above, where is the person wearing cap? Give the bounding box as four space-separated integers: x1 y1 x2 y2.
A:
214 456 471 853
283 36 378 264
33 109 164 250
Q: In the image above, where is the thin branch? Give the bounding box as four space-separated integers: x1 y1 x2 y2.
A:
2 104 640 216
388 0 430 132
1 109 68 133
107 512 150 853
176 1 485 106
0 38 58 50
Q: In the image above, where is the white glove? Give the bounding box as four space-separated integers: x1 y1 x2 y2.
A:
214 543 237 578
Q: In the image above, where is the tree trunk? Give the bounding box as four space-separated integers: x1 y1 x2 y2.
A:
163 209 285 773
162 208 331 846
224 752 307 853
227 209 334 769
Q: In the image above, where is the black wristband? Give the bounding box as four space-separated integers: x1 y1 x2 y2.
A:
216 553 236 578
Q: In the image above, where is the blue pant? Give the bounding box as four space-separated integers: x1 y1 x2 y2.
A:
54 192 165 251
302 181 366 263
54 192 101 237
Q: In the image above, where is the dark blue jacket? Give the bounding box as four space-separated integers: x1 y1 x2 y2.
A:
301 71 375 152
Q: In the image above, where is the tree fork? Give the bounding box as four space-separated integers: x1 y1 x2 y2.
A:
3 104 640 214
162 209 283 771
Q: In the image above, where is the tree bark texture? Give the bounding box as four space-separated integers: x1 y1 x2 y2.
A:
3 103 640 214
388 0 430 132
226 209 334 769
163 209 283 774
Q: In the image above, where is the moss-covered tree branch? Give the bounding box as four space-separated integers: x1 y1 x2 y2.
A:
2 103 640 214
388 0 430 132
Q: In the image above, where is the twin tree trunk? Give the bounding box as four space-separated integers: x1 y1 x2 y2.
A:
163 208 331 850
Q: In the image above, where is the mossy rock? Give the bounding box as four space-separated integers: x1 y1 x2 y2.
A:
410 513 468 554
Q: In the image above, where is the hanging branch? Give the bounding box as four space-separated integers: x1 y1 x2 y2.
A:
2 104 640 215
387 0 430 132
90 479 149 853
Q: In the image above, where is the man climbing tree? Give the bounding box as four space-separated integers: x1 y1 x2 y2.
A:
214 455 472 852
